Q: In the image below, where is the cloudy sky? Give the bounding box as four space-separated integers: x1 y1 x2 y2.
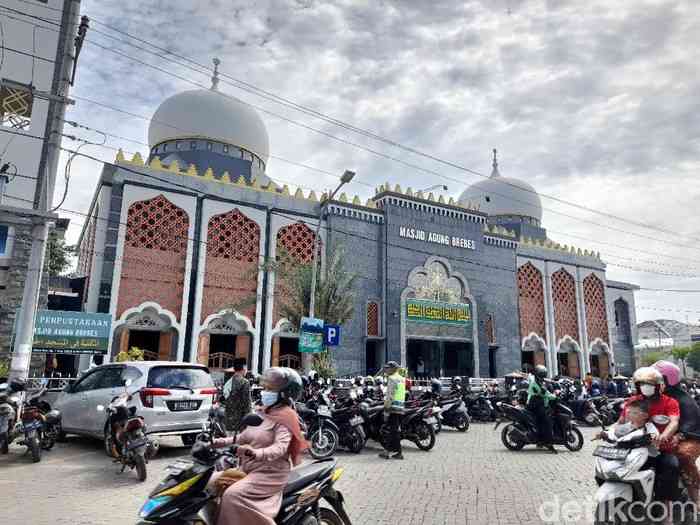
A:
44 0 700 323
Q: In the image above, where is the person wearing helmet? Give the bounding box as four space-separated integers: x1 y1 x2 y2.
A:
527 364 557 453
212 367 309 525
379 361 405 460
653 360 700 505
620 366 680 521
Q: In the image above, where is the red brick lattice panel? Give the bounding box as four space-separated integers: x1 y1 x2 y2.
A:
201 210 260 323
367 302 380 337
552 268 579 343
485 314 496 344
117 195 189 321
583 274 609 344
273 222 320 323
517 263 547 342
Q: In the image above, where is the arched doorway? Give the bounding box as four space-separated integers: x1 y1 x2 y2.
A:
589 339 612 379
270 319 301 371
522 333 547 374
197 311 254 383
557 336 582 378
112 304 179 361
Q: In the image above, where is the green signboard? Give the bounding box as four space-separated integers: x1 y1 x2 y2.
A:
32 310 112 355
405 299 472 327
299 316 324 353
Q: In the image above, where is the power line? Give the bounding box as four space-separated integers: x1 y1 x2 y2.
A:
85 13 700 246
7 5 700 252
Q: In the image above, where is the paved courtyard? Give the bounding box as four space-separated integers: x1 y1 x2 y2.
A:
1 423 601 525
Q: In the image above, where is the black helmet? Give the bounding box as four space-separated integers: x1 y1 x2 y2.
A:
534 365 548 379
452 376 463 384
431 378 442 394
354 376 364 386
262 367 303 401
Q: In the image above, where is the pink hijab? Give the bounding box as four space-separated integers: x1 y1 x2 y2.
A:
265 405 309 466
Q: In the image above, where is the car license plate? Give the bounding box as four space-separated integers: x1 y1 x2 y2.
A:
167 400 201 412
317 406 331 417
350 415 363 426
426 417 437 424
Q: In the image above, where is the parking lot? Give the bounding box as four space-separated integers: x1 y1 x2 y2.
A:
0 422 606 525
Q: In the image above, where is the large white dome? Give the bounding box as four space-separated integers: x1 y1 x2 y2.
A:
458 153 543 223
148 88 269 164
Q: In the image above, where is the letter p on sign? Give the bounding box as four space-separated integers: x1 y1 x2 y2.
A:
324 325 341 346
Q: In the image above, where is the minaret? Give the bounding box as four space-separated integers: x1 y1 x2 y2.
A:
211 57 221 91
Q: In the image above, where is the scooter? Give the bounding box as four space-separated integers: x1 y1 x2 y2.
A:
494 399 584 452
0 380 61 462
137 414 353 525
98 379 156 481
297 389 342 460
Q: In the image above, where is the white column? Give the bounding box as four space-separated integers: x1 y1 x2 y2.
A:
543 261 558 377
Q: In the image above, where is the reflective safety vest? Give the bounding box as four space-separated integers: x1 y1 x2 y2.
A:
390 372 406 410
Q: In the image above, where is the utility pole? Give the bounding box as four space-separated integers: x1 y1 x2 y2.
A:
9 0 83 381
304 170 355 373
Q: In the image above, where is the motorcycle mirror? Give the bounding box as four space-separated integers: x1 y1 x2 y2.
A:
96 405 105 412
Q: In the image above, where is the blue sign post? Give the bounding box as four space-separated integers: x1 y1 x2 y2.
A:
324 324 341 346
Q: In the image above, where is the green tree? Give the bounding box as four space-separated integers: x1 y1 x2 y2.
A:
671 346 692 377
641 350 670 367
686 342 700 375
45 231 75 277
230 245 357 377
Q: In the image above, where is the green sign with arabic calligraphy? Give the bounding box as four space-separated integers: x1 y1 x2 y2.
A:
32 310 112 354
405 299 472 327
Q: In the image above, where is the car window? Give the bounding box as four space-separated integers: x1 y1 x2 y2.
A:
96 366 126 389
122 366 143 384
147 367 213 389
72 369 105 393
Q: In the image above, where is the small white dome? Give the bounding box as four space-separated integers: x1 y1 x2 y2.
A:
148 88 269 164
458 153 542 222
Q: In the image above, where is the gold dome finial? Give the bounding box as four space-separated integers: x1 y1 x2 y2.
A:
211 58 221 91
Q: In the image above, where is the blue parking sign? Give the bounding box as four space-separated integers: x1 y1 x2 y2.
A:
324 324 341 346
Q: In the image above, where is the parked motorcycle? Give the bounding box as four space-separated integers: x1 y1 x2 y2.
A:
205 404 227 441
362 400 437 451
465 391 497 422
298 390 341 459
420 390 469 432
98 379 156 481
137 413 353 525
494 399 584 452
0 379 61 462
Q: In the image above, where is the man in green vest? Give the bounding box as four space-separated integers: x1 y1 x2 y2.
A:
379 361 405 460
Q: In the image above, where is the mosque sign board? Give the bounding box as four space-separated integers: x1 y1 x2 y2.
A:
32 310 112 355
398 226 476 250
299 317 324 353
405 299 472 328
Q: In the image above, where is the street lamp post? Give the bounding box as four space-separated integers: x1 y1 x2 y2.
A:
304 170 355 372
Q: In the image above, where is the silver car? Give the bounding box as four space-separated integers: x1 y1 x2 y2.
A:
53 361 217 447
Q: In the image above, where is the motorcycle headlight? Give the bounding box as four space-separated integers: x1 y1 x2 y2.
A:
139 496 171 517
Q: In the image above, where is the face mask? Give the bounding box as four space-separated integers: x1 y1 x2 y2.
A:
640 384 656 397
260 390 279 407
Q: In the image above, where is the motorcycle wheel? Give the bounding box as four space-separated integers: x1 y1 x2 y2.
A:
564 427 584 452
55 422 67 443
181 434 197 447
29 436 41 463
104 433 116 458
309 428 339 459
134 453 147 482
40 430 55 451
413 421 436 451
500 424 525 451
0 432 8 454
319 508 344 525
455 414 470 433
347 428 364 454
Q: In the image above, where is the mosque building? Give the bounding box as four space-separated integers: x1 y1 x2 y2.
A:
75 66 639 379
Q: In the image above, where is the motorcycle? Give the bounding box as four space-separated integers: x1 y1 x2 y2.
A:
419 391 469 433
329 389 366 453
494 399 584 452
298 390 342 460
206 403 227 441
0 380 61 462
137 413 353 525
98 379 156 481
465 391 497 422
362 401 437 451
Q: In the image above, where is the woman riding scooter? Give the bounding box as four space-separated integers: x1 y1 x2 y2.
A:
652 360 700 506
619 367 680 525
